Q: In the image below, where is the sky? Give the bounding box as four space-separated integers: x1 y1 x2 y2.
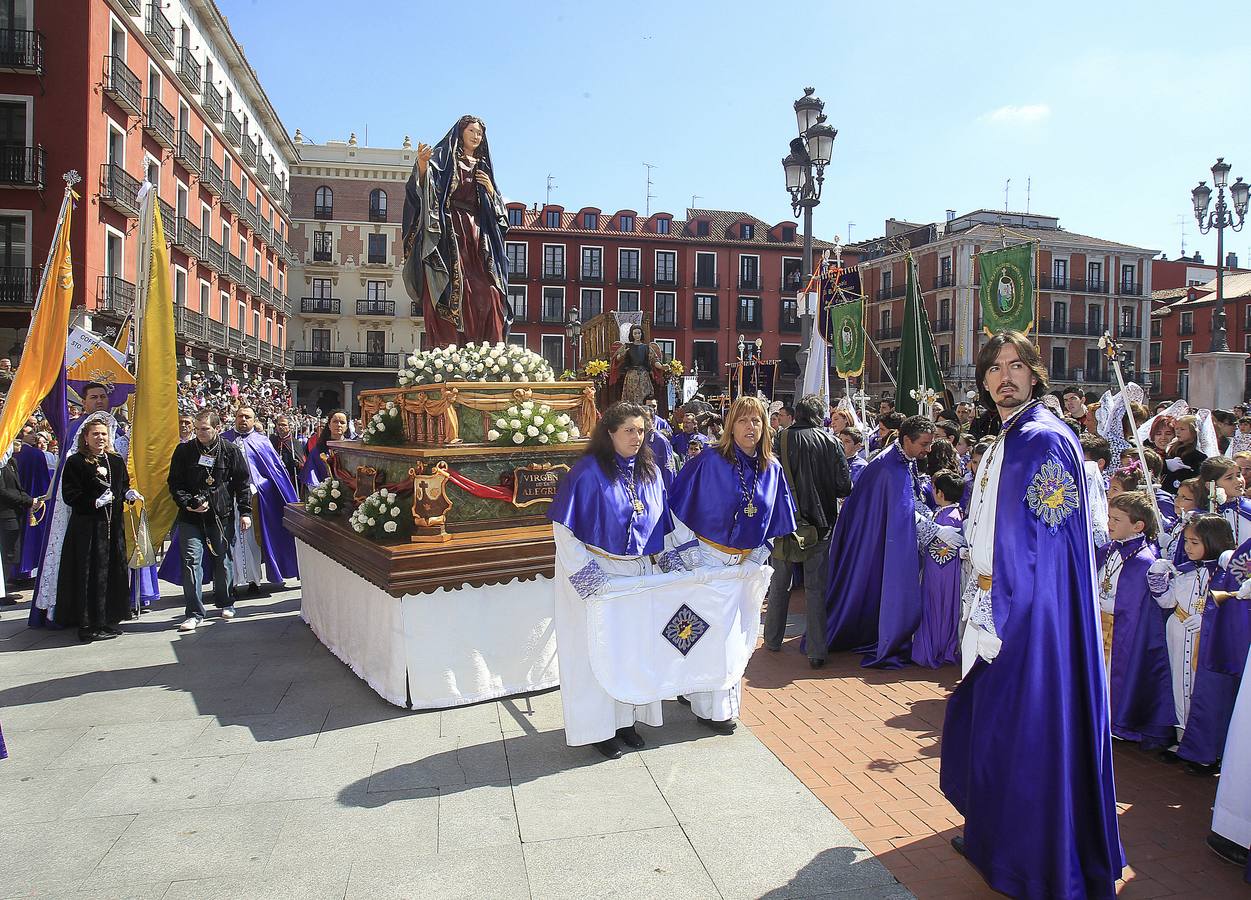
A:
220 0 1251 264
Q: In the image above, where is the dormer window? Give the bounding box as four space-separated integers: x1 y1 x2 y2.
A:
508 207 524 227
545 210 560 228
619 214 634 232
695 220 710 237
740 223 754 240
655 218 670 235
582 212 598 230
781 225 795 242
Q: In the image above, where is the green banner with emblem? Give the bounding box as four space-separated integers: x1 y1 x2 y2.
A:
977 242 1035 335
828 298 865 378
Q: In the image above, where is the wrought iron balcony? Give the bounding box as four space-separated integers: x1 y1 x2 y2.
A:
227 253 243 283
200 157 223 196
0 145 43 190
1116 324 1143 339
368 204 387 223
312 248 332 263
541 267 566 282
578 269 603 284
350 352 400 369
174 305 205 341
356 299 395 316
1117 281 1143 297
176 47 200 93
738 275 761 291
931 317 954 334
145 3 175 60
201 82 223 123
876 284 906 301
174 130 201 174
117 0 140 14
96 275 135 316
655 273 678 286
227 327 243 353
224 111 242 147
245 267 260 293
223 181 242 215
240 136 257 170
1036 318 1102 337
313 204 332 219
780 273 804 292
874 325 903 340
103 55 141 114
200 236 223 272
144 97 175 148
258 156 274 188
245 198 259 232
0 29 44 74
1038 275 1108 294
292 350 344 368
207 318 226 347
619 272 641 285
171 216 201 256
0 266 32 306
99 163 140 217
934 272 956 289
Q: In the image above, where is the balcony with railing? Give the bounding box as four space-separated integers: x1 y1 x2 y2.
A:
780 273 804 293
1179 321 1196 336
1036 318 1105 337
0 267 32 306
874 325 903 341
655 271 678 287
1116 324 1143 339
174 130 201 174
313 203 332 219
693 274 720 289
618 271 641 285
144 97 175 148
1117 281 1143 297
171 216 201 256
176 46 200 93
356 299 395 316
173 305 205 341
145 3 175 60
0 145 43 190
201 80 223 123
312 245 332 263
226 253 243 283
933 272 956 290
240 136 257 170
368 202 387 223
199 157 222 197
244 267 260 293
245 199 260 232
227 328 243 353
0 29 43 75
224 110 242 147
1037 275 1108 294
1050 367 1111 384
207 318 225 347
200 236 223 272
931 318 954 334
99 163 140 217
103 55 141 114
96 275 135 317
117 0 140 14
223 180 242 216
738 275 761 291
578 268 602 284
258 155 273 187
292 350 345 368
876 283 907 301
350 352 400 369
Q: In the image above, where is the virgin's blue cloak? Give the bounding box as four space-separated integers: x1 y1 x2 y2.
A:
819 444 924 669
940 402 1122 900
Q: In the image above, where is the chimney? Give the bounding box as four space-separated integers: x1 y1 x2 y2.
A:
946 209 956 222
1227 251 1239 268
1193 251 1205 263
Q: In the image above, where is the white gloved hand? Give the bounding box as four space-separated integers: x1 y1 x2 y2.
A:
94 490 114 508
1147 558 1174 576
125 489 143 503
958 547 970 561
249 483 258 495
936 524 966 549
1238 580 1251 601
1165 457 1187 473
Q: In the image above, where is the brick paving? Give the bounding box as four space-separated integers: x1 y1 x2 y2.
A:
741 593 1248 899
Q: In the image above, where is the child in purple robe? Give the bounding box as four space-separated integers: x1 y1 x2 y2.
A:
1099 492 1173 747
912 470 963 668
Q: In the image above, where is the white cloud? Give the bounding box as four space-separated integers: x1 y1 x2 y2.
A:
980 104 1052 125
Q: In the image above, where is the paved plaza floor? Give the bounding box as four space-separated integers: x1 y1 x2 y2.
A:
0 584 907 900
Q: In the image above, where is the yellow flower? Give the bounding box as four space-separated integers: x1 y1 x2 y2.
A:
585 360 609 377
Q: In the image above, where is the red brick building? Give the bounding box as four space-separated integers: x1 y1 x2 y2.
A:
1149 271 1251 401
0 0 295 379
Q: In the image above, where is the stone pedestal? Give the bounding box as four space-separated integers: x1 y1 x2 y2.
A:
1187 351 1249 409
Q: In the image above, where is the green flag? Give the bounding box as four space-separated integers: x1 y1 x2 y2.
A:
828 298 865 378
977 242 1035 335
895 256 945 417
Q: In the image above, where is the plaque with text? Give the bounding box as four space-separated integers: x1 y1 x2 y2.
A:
512 464 569 509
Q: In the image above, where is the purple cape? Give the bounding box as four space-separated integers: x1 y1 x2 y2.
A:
667 445 796 551
223 429 299 582
1177 562 1249 766
912 505 962 668
547 453 670 556
819 444 924 669
847 454 867 486
647 429 675 489
15 442 51 579
940 402 1122 900
670 431 708 460
1097 536 1174 746
300 434 332 488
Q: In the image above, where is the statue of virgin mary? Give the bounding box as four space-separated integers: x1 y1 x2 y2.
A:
402 115 512 348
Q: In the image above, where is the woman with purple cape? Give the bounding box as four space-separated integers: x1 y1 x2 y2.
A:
666 396 796 733
547 401 674 760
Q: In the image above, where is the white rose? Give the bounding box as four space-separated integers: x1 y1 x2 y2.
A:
501 375 511 382
512 433 524 444
510 419 521 429
391 507 400 517
571 426 581 438
533 415 544 425
522 401 534 409
487 429 501 441
518 374 529 382
495 418 507 429
389 408 398 417
513 363 524 373
544 424 555 434
383 520 397 534
526 425 539 437
538 434 549 444
434 374 443 382
557 414 571 425
331 489 340 498
328 502 337 511
367 517 376 526
557 431 569 442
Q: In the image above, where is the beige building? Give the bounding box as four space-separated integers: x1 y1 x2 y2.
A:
287 133 423 414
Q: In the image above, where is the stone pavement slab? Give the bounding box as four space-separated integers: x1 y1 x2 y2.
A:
0 583 905 899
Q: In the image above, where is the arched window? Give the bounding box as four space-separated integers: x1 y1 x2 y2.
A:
314 186 333 218
369 188 387 222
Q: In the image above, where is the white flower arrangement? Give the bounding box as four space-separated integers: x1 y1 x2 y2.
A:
348 488 410 542
397 342 555 387
492 403 580 447
361 400 406 446
305 477 348 518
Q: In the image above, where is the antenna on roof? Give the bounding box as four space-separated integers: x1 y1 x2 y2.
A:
1026 177 1031 213
1004 178 1011 212
545 174 557 207
643 163 657 217
690 194 702 210
1175 214 1187 257
847 222 855 242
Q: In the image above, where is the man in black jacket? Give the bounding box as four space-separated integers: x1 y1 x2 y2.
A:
763 394 853 666
167 410 252 631
0 453 32 604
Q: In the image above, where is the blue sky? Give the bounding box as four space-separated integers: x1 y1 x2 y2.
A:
223 0 1251 263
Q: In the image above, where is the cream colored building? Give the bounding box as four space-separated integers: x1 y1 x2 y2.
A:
287 133 423 414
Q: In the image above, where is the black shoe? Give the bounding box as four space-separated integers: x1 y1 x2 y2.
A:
696 716 737 736
1158 749 1180 764
98 625 123 636
951 835 966 857
592 738 623 760
809 657 825 669
615 726 645 749
1206 831 1249 867
676 695 691 707
1184 760 1220 777
77 627 94 643
92 628 119 640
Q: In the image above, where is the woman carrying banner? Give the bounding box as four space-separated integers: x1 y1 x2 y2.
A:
666 396 796 732
547 401 674 759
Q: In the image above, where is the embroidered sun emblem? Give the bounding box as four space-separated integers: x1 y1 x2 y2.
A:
662 604 709 656
928 542 957 565
1229 548 1251 583
1025 459 1079 532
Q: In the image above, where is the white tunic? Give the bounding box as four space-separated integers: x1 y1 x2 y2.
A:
230 482 265 588
1212 650 1251 849
960 423 1007 676
1155 566 1210 736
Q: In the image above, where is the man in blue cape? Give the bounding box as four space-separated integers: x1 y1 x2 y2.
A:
818 416 962 669
14 427 51 582
941 331 1122 899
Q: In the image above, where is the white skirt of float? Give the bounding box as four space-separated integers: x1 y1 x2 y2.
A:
295 540 558 709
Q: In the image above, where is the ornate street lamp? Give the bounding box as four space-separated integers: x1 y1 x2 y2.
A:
1192 157 1249 352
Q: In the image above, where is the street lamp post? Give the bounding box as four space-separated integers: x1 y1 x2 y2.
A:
783 87 837 380
1192 157 1249 352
